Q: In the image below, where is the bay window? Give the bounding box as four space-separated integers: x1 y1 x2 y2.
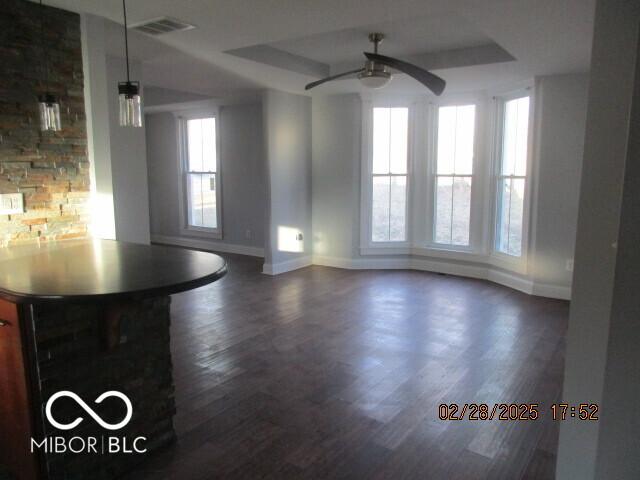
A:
361 89 533 272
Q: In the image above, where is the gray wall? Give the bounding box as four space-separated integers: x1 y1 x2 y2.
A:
106 56 151 245
556 0 640 478
262 89 312 265
83 16 151 244
145 103 266 250
531 73 589 287
312 94 361 260
595 28 640 477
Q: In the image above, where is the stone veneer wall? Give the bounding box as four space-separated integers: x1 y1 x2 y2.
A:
0 0 90 247
32 297 176 479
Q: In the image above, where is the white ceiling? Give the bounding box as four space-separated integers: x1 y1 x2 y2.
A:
44 0 595 97
269 13 491 64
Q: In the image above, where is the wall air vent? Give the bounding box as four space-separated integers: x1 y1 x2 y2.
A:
130 17 196 36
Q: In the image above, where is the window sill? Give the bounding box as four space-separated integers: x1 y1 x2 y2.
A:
360 245 486 261
360 245 529 276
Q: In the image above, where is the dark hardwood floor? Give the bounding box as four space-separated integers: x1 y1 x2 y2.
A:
125 252 568 480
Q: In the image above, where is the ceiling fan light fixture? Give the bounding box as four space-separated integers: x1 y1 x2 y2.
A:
358 62 392 89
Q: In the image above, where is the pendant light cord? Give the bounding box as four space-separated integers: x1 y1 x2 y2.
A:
123 0 131 82
39 0 49 91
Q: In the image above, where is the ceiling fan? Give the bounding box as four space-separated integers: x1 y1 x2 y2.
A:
305 33 446 95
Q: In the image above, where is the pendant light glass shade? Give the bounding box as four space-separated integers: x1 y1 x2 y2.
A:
118 81 142 127
38 93 61 131
118 0 142 128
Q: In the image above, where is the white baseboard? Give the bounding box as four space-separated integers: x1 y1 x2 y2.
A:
263 256 313 275
150 234 264 258
312 255 570 300
532 282 572 300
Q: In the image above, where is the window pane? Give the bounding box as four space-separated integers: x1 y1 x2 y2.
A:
188 173 204 227
452 177 471 246
508 178 525 256
497 179 510 253
372 176 390 242
496 178 525 256
202 173 217 229
437 107 456 174
389 108 408 174
435 176 453 244
502 97 529 176
188 173 217 229
390 176 406 241
454 105 475 175
187 117 216 172
201 118 216 172
437 105 475 175
373 108 390 174
187 119 203 171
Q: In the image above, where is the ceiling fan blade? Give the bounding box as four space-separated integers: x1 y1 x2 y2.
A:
305 68 365 90
364 52 446 96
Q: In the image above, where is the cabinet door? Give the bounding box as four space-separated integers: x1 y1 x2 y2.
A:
0 299 40 480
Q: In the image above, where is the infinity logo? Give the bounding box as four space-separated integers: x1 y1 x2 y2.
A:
45 391 133 431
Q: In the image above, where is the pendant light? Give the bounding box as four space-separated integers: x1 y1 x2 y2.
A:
118 0 142 127
37 0 61 131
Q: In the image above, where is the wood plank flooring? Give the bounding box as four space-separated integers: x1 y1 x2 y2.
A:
125 253 568 480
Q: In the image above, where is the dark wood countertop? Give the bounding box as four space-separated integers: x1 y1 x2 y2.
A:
0 239 227 303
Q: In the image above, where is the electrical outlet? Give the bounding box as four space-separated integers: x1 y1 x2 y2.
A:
0 193 24 215
566 259 574 272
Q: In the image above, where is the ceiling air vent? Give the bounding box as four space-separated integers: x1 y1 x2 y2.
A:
130 17 196 36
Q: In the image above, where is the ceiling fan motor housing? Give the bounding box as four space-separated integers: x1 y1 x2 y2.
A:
358 60 392 89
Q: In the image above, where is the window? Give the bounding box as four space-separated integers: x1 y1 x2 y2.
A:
182 117 221 234
370 107 408 242
495 96 530 256
434 105 475 246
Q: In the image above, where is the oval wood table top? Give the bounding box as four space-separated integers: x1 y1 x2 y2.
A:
0 239 227 303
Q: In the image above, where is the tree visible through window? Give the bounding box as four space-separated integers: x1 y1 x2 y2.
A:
496 96 529 256
185 117 218 230
371 107 408 242
434 105 475 246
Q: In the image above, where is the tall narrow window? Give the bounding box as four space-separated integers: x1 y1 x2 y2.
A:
184 117 220 232
496 96 529 256
434 105 475 246
371 107 408 242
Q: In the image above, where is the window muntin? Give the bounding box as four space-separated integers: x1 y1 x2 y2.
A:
496 96 529 256
433 104 475 246
371 107 409 242
184 117 218 230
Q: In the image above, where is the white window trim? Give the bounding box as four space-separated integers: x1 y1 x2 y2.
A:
488 87 535 275
359 96 414 250
175 108 223 239
423 95 488 255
